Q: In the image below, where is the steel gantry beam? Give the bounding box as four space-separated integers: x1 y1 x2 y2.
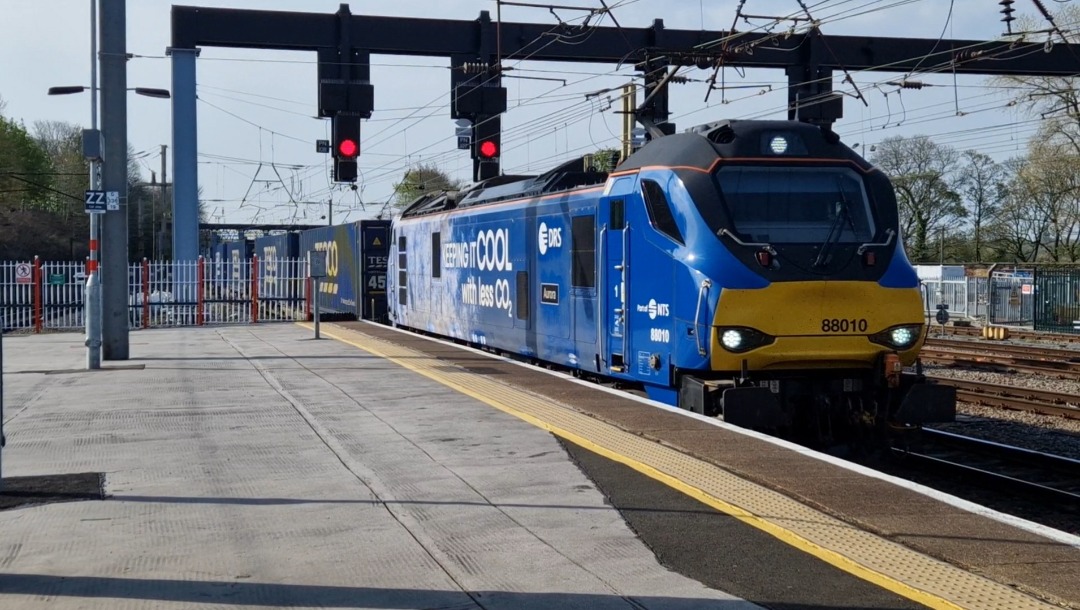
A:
171 5 1080 75
168 3 1080 261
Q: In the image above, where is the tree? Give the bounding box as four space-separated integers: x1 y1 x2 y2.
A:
987 157 1044 262
1014 135 1080 262
585 147 621 172
0 114 52 211
392 162 463 208
991 7 1080 155
956 150 1005 262
871 135 965 261
0 113 80 260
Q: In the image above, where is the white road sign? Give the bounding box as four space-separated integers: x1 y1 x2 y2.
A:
15 262 32 284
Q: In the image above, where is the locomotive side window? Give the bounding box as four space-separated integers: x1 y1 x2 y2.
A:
571 215 596 288
398 235 408 306
516 271 529 320
431 231 441 279
641 180 684 245
610 199 625 230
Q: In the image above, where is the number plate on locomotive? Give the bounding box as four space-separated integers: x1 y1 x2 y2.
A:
821 318 868 333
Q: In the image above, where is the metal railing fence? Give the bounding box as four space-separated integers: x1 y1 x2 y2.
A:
988 272 1035 326
3 256 310 332
1034 268 1080 334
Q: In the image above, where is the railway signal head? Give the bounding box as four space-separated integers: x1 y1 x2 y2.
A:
472 116 501 181
332 114 361 183
338 137 358 158
478 138 499 160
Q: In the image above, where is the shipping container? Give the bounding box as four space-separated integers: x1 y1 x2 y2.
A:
254 233 304 317
224 240 255 284
358 220 391 322
209 243 229 291
299 223 359 318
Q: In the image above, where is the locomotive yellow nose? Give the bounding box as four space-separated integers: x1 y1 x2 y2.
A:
710 281 925 372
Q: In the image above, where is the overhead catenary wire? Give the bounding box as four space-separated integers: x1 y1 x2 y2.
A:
186 0 1077 224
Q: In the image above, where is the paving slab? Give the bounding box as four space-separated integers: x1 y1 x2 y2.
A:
0 327 756 610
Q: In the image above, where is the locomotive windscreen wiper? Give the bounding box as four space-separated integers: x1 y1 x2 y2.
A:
812 179 858 268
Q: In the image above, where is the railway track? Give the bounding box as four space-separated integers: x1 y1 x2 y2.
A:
942 324 1080 344
919 344 1080 380
924 337 1080 361
929 378 1080 420
893 428 1080 506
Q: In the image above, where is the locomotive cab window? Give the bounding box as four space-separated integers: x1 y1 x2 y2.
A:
641 180 684 245
715 166 875 244
571 215 596 288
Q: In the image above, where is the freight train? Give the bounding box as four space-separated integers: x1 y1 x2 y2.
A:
384 118 956 445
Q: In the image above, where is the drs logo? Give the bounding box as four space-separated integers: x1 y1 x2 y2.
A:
538 221 563 255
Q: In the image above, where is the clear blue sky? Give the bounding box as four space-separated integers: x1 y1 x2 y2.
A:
0 0 1061 225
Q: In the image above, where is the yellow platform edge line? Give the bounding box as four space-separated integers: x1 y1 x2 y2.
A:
303 322 980 610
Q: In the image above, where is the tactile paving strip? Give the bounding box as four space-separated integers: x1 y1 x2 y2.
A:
313 323 1060 610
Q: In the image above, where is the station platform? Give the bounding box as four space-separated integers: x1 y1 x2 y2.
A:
0 322 1077 610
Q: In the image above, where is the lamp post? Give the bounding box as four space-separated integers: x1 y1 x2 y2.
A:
46 4 169 370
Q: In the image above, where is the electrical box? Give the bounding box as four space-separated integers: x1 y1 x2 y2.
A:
308 249 328 278
82 129 104 161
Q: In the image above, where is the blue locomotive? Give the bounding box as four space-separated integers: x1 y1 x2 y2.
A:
385 119 955 443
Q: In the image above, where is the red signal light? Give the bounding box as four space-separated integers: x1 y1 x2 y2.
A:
478 139 498 159
338 138 358 158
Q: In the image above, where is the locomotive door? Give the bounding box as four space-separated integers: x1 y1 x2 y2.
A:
600 196 627 372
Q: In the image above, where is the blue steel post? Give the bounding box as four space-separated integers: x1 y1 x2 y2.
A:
168 47 200 309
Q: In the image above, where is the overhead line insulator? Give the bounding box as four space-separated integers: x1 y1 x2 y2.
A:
1000 0 1016 35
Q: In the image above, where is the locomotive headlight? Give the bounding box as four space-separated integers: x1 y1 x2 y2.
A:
718 327 775 353
721 329 743 350
870 324 923 349
890 327 915 347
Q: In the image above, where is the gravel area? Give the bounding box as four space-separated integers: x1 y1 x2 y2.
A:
916 362 1080 459
929 404 1080 461
925 363 1080 394
938 330 1080 352
923 363 1080 397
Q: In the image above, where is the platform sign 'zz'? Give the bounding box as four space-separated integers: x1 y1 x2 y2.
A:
84 190 107 214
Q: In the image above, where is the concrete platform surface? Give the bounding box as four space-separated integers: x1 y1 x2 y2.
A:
0 326 757 610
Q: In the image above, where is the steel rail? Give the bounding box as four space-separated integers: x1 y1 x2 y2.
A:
941 325 1080 344
894 428 1080 506
925 338 1080 361
931 377 1080 420
919 347 1080 380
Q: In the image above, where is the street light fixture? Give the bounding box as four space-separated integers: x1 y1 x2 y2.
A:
47 85 171 99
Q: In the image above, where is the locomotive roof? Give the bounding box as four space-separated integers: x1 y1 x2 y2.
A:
398 119 861 219
615 119 860 172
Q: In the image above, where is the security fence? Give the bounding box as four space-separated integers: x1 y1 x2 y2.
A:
2 260 88 331
3 256 310 332
918 273 1040 326
1034 268 1080 334
920 279 971 319
988 272 1035 326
